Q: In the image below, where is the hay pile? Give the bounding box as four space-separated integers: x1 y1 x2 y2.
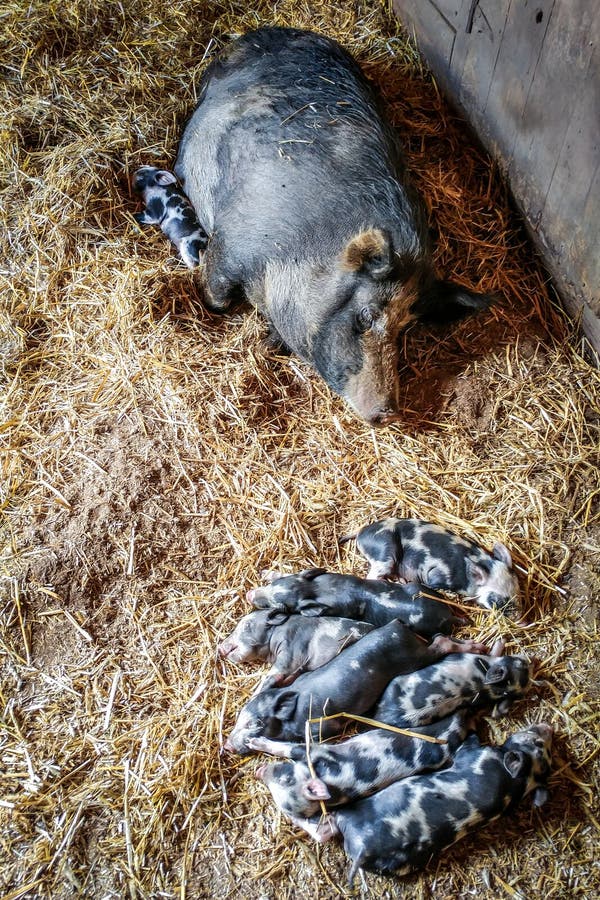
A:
1 0 599 897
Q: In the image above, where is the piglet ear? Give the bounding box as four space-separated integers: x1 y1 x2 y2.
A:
303 778 331 801
266 611 289 626
493 542 513 567
299 600 325 617
493 698 512 717
484 661 509 685
466 558 489 586
503 749 526 777
342 228 393 280
155 170 177 186
271 690 299 720
298 567 328 581
532 786 550 807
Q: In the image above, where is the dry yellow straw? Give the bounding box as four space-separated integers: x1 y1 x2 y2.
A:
307 711 447 743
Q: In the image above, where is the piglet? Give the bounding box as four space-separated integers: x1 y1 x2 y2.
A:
343 518 520 612
224 621 488 754
133 166 208 268
248 568 466 639
372 642 531 726
218 610 373 687
251 711 469 839
325 722 552 884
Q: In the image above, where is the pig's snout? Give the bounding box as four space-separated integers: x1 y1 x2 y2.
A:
223 737 236 752
344 368 401 427
246 589 256 603
218 641 235 658
369 407 402 427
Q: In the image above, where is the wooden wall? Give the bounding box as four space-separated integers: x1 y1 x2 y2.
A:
393 0 600 352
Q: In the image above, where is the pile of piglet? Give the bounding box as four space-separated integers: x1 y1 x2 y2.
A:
219 518 553 885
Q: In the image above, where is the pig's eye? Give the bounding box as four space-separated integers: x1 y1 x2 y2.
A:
356 307 374 332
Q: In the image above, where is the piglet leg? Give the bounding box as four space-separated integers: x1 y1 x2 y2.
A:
249 736 295 757
293 815 339 843
429 635 490 655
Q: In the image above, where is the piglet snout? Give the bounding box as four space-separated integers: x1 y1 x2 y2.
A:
218 642 235 658
246 589 256 603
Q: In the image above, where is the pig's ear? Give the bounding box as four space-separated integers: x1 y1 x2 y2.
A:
299 567 328 581
533 786 550 807
465 558 490 586
503 749 526 777
484 661 509 685
299 601 325 617
271 691 299 720
266 611 289 626
303 778 331 801
155 170 177 186
492 542 513 567
342 228 393 280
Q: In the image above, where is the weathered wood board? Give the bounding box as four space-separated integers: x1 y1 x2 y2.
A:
393 0 600 353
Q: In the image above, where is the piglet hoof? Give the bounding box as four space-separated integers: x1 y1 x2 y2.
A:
247 737 270 754
313 816 339 844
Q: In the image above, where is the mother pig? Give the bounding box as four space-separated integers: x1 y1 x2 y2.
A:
175 27 489 424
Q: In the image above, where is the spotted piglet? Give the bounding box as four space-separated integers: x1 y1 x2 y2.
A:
250 712 469 840
327 722 553 885
133 166 208 268
346 518 520 612
373 643 531 727
218 610 373 688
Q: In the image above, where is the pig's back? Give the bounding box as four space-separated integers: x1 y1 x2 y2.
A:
175 27 426 260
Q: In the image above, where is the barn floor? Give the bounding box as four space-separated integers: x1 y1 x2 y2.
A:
1 1 599 897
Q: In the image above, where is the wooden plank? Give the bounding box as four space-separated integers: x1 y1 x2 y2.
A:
540 43 600 316
395 0 459 73
509 0 597 222
453 0 512 117
483 0 555 164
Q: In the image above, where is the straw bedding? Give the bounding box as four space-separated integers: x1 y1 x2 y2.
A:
1 0 599 896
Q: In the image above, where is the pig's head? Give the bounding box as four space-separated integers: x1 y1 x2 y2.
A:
309 228 418 425
133 165 177 194
466 543 521 613
256 759 331 819
218 610 288 663
247 568 327 611
478 654 531 715
224 689 299 755
500 722 553 806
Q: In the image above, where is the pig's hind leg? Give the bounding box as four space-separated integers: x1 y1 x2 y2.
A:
201 244 247 313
